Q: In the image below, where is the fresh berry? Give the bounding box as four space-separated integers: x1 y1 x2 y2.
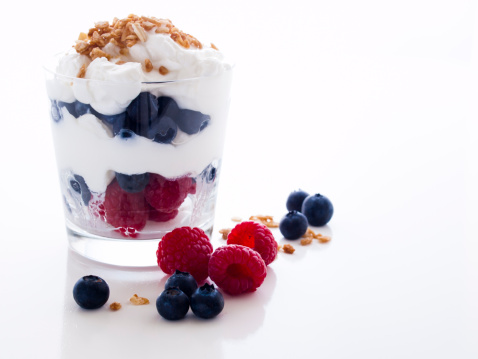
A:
144 174 195 213
157 96 180 119
117 129 135 140
50 100 62 122
91 108 127 136
73 174 92 205
73 275 110 309
115 172 150 193
59 101 77 117
104 179 149 237
190 283 224 319
176 109 210 135
301 193 334 226
51 100 76 122
165 270 198 298
208 245 267 295
156 287 190 320
156 227 213 282
148 206 178 222
153 116 177 144
227 221 277 266
74 101 92 117
202 164 217 183
279 211 308 239
286 189 309 212
126 92 159 138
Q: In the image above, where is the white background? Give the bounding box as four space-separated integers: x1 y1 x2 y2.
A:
1 1 477 358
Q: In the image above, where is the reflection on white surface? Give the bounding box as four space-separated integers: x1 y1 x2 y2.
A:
61 249 276 359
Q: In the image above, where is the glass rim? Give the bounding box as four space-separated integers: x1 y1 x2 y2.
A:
43 52 235 85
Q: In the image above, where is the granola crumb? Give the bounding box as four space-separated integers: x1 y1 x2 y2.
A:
110 302 122 311
211 43 218 50
249 215 279 228
75 15 203 61
159 66 169 75
282 244 295 254
300 237 313 246
219 228 231 240
90 47 111 61
130 294 150 305
116 60 126 65
76 64 86 78
78 32 88 41
318 236 332 243
144 58 153 72
231 216 242 222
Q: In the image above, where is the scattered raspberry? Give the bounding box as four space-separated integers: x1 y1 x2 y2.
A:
227 221 277 266
148 205 179 222
157 227 213 282
144 174 195 213
104 179 149 238
208 245 267 295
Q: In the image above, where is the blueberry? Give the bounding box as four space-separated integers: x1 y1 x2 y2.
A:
301 194 334 226
126 92 159 138
59 101 77 117
286 190 309 212
176 109 210 135
190 283 224 319
70 179 81 193
73 275 110 310
279 211 309 240
115 172 150 193
50 100 62 122
117 129 135 140
157 96 180 120
73 174 92 205
153 116 177 144
156 287 190 320
74 101 92 117
165 270 198 298
91 108 127 136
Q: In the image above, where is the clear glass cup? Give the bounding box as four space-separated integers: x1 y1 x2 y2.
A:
44 56 233 266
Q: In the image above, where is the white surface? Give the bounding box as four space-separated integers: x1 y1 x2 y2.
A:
1 1 477 358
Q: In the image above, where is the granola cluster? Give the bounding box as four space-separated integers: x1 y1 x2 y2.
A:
75 14 202 58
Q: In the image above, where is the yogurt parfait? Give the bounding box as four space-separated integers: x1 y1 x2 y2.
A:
44 15 233 264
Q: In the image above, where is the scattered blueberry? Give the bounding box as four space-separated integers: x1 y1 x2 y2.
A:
157 96 180 120
115 172 150 193
73 275 110 310
279 211 309 239
190 283 224 319
156 287 190 320
165 270 198 298
301 193 334 226
176 109 210 135
126 92 159 138
153 116 177 144
73 174 92 205
286 190 309 212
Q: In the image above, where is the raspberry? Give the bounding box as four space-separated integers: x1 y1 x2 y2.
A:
208 245 267 295
157 227 213 282
104 179 149 238
227 221 278 266
144 174 195 213
148 205 179 222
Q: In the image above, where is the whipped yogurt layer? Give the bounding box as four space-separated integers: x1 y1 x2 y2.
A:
46 15 233 193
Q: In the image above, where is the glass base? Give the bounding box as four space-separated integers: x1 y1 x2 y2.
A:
67 221 213 267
